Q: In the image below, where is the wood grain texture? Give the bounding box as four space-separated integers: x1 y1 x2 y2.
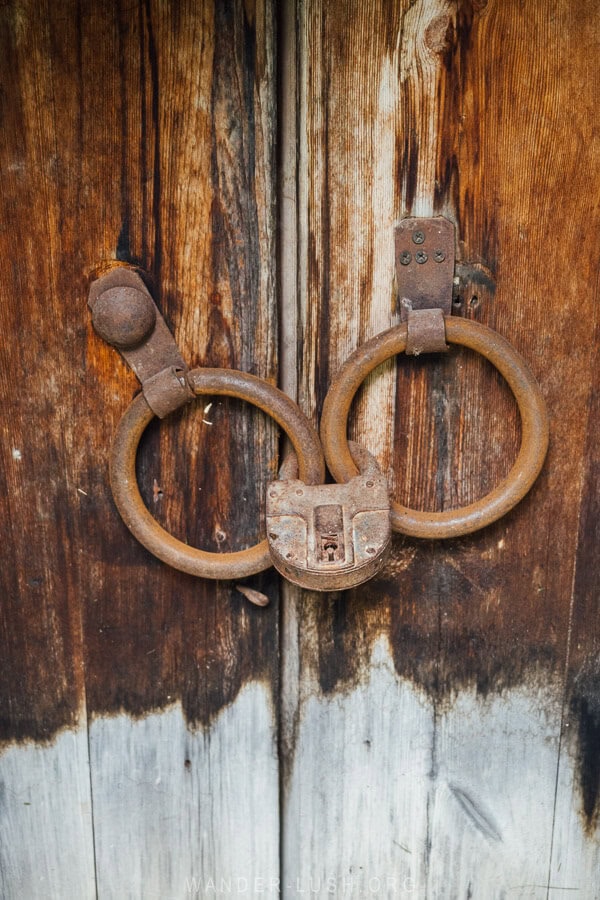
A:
0 722 96 899
2 0 600 895
89 685 279 898
284 641 577 898
0 0 277 738
0 0 277 894
285 0 600 892
81 0 279 729
283 639 432 895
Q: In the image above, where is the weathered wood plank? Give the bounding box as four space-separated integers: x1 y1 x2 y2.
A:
0 3 97 892
0 0 278 894
550 267 600 892
81 0 279 727
284 644 570 899
285 0 600 893
90 685 278 898
283 638 432 895
0 723 96 899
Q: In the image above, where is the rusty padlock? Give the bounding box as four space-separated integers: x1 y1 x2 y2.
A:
266 442 390 591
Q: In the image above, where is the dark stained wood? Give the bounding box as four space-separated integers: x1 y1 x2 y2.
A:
568 267 600 833
0 0 277 744
291 0 600 833
2 0 600 892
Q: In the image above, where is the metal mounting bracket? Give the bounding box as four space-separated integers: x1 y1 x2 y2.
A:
88 267 194 418
395 216 455 355
395 216 455 319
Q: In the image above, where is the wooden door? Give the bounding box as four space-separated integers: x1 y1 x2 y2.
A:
1 1 599 897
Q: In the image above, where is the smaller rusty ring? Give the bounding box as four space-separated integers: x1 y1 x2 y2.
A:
110 368 326 579
320 318 549 539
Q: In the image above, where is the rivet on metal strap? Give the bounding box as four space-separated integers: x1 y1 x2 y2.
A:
88 268 194 418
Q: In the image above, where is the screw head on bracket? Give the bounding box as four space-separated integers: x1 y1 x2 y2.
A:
415 250 428 264
399 251 412 266
92 286 157 349
433 249 446 262
412 230 425 245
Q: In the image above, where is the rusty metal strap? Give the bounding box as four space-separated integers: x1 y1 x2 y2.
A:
406 308 448 355
396 217 452 355
88 268 194 417
395 216 455 319
142 366 194 418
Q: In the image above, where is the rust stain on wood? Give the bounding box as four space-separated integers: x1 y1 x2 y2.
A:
0 0 276 744
294 0 600 831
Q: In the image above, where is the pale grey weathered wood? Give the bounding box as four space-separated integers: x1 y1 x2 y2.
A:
0 724 96 900
90 685 279 899
283 639 431 896
283 642 590 898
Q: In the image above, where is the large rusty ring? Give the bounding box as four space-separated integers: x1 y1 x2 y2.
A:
111 368 325 579
321 318 549 539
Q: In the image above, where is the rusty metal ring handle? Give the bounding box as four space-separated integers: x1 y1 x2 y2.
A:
110 368 325 579
320 318 549 539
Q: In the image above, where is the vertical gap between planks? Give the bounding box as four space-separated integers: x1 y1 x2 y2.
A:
85 710 100 900
275 0 298 895
277 1 301 895
278 0 299 404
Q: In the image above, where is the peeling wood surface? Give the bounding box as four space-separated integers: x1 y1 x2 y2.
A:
0 0 277 894
284 0 600 894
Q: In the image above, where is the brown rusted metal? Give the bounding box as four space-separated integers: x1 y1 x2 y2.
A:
88 268 194 417
395 216 455 319
141 367 194 419
266 442 390 591
91 284 157 348
405 308 448 355
321 317 549 539
110 368 325 580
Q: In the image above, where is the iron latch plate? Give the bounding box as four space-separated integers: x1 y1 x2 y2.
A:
395 216 455 320
88 267 194 417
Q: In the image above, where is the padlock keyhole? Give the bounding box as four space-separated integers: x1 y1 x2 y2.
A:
323 540 338 562
319 534 341 563
315 505 345 565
